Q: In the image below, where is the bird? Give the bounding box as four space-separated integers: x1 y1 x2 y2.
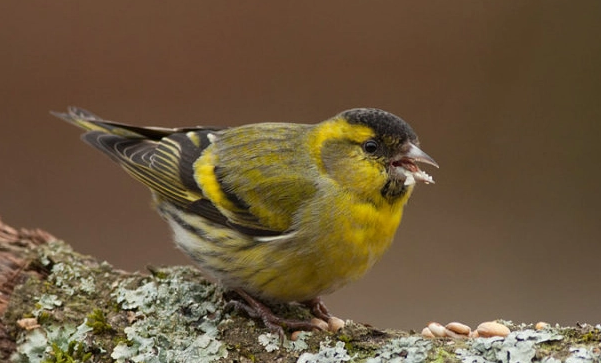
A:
52 107 437 336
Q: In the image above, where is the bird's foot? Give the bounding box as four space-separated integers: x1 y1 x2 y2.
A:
226 289 326 341
302 296 332 321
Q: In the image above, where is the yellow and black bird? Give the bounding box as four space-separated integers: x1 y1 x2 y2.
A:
53 107 437 335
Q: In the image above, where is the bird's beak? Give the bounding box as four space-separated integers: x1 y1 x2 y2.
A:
391 143 439 185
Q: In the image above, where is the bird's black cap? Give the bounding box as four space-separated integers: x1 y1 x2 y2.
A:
341 108 417 143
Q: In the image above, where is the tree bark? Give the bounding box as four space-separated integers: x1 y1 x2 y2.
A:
0 218 599 363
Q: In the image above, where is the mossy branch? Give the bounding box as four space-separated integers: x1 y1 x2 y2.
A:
0 218 599 363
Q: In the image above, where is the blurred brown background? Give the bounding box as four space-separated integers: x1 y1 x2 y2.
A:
1 1 600 330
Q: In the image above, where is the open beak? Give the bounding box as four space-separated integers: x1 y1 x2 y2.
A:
392 143 439 185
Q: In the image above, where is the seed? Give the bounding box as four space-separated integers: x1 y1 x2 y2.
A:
535 322 550 330
328 317 345 332
421 327 435 338
17 318 40 330
291 331 302 341
477 321 510 337
445 322 471 339
311 317 329 331
427 322 446 337
446 322 471 335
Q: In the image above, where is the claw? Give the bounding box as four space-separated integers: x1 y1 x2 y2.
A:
302 297 332 321
228 290 326 340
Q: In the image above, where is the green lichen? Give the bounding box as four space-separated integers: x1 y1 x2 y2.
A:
256 331 312 353
297 340 354 363
6 239 601 362
456 330 566 363
7 240 130 362
286 332 311 351
257 333 281 352
12 321 94 363
11 329 47 363
366 336 433 363
49 262 84 296
10 241 230 362
109 266 228 362
34 295 62 312
565 347 601 363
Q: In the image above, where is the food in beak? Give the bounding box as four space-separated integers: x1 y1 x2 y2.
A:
392 143 438 186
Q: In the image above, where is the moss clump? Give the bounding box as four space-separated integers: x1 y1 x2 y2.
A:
336 333 355 353
42 342 92 363
431 348 460 363
578 329 601 343
85 308 114 335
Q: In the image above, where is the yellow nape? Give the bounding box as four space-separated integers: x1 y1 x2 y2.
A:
307 116 375 172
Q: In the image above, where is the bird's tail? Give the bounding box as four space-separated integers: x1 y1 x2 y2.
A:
51 107 179 140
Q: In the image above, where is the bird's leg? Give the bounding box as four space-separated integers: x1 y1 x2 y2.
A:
302 296 332 321
226 289 325 339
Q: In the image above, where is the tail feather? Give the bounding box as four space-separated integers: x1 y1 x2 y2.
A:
51 106 182 139
52 106 220 211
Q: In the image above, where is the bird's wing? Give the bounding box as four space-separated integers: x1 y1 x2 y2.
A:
204 123 320 236
53 107 311 237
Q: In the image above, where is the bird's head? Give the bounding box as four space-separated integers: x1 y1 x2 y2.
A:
313 108 438 203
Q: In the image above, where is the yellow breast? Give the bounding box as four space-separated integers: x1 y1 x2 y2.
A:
248 186 413 302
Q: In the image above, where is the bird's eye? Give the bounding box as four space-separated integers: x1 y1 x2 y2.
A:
362 140 379 154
